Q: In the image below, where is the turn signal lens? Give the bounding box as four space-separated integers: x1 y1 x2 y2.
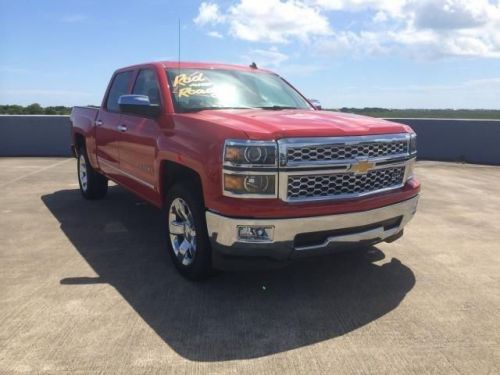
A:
225 146 244 163
224 174 245 191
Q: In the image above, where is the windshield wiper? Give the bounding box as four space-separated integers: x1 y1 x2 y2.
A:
181 106 256 113
257 105 299 110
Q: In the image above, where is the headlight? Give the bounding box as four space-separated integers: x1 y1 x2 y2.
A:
409 133 417 155
223 140 278 198
224 140 277 167
223 173 276 197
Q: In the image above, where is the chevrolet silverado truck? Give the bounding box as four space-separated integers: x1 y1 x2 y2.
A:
71 61 419 280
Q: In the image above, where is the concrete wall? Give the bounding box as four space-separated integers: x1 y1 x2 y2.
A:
0 115 499 165
387 118 500 165
0 115 72 157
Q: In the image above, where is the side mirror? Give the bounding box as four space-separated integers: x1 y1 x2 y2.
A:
309 99 322 110
118 95 160 117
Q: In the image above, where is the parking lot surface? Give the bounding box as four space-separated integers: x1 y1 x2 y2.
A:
1 158 499 374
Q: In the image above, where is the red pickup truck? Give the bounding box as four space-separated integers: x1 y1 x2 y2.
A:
71 61 419 280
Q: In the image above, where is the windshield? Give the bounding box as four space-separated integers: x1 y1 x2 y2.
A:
166 68 312 112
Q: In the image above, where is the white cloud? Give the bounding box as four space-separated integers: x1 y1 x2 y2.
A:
411 0 492 30
317 0 500 58
207 31 223 38
194 0 331 43
243 47 289 68
229 0 331 43
318 30 389 57
309 0 407 17
194 2 225 26
373 11 388 23
195 0 500 59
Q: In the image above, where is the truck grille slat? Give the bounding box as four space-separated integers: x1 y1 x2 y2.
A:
287 167 406 201
278 135 413 202
287 141 407 162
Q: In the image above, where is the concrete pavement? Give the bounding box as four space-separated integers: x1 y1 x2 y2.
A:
0 158 499 374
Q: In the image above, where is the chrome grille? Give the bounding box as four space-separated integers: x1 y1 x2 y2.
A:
287 167 406 201
287 141 407 163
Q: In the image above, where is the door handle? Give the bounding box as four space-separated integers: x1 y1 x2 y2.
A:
95 120 103 126
117 124 128 132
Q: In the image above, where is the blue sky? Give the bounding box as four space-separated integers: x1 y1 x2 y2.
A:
1 0 499 108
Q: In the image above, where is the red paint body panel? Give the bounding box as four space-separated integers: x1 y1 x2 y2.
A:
71 61 420 219
178 109 413 139
210 179 420 219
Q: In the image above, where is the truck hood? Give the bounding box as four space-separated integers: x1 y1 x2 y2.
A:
183 109 412 139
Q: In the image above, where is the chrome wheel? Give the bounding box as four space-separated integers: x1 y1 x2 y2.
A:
78 154 88 192
168 198 197 266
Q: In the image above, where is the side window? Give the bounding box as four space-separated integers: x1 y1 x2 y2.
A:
106 71 133 112
132 69 161 105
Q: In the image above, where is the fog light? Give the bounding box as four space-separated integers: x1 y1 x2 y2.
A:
237 225 274 242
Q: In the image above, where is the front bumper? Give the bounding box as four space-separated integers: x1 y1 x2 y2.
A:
206 195 419 269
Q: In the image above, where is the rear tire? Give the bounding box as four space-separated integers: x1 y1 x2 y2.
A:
164 183 212 280
77 146 108 200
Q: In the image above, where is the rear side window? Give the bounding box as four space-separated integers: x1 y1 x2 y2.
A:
106 71 133 112
132 69 161 105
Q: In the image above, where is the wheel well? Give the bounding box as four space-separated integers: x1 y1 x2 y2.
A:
161 161 205 207
74 133 85 152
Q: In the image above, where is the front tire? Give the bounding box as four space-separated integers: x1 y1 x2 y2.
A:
77 147 108 200
165 184 212 280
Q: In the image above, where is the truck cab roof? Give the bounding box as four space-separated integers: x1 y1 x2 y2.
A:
116 61 274 74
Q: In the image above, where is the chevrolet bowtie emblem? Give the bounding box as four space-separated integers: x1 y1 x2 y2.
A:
350 160 375 174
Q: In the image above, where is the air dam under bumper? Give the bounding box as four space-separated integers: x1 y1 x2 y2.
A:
206 195 419 269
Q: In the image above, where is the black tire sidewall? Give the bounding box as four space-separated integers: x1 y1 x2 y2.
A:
77 146 107 200
77 150 92 198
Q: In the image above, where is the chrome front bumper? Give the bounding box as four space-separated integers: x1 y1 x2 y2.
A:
206 195 419 268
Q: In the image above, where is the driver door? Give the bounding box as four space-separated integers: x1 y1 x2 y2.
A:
117 68 162 192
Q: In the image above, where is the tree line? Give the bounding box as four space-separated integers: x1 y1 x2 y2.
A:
336 107 500 119
0 103 73 115
1 103 499 119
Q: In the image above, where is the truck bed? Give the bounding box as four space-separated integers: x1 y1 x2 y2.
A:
71 106 99 129
70 106 100 156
